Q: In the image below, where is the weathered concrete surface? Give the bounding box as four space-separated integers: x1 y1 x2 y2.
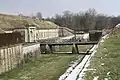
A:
23 43 41 61
23 43 40 55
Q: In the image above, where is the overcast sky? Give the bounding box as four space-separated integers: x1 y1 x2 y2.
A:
0 0 120 18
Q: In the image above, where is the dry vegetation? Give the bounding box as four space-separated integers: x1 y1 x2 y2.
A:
0 13 59 30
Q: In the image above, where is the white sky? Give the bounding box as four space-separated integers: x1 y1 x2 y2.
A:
0 0 120 17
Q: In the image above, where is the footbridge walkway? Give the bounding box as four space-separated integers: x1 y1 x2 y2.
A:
40 41 98 54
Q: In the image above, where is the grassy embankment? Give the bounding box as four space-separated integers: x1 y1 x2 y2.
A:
84 28 120 80
0 13 59 29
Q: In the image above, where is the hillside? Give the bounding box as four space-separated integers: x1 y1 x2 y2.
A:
0 13 59 30
84 28 120 80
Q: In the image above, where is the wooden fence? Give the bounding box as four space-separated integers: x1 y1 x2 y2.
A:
0 44 23 74
0 43 41 74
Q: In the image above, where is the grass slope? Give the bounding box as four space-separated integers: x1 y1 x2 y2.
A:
0 13 59 29
84 28 120 80
0 54 79 80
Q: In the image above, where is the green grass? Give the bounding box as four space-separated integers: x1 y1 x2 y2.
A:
84 29 120 80
0 54 79 80
55 45 92 52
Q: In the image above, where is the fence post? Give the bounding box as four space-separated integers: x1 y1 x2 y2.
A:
11 47 15 69
49 45 53 54
7 47 10 71
0 49 2 74
72 44 78 54
4 49 7 72
75 44 79 53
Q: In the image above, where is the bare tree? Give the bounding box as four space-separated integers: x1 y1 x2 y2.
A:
36 12 42 20
47 8 118 31
84 8 97 30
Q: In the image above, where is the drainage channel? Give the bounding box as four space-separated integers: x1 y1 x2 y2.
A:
59 45 95 80
77 33 110 80
59 33 110 80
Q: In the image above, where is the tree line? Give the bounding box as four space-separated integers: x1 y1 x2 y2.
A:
19 9 120 31
45 8 120 31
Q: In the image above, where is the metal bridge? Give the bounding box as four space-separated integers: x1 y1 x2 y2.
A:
40 41 98 46
40 41 98 54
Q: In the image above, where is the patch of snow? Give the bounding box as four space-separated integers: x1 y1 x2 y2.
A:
101 63 105 66
78 49 97 80
59 55 83 80
83 69 96 71
104 78 109 80
93 76 99 80
64 55 91 80
107 72 110 76
105 54 107 57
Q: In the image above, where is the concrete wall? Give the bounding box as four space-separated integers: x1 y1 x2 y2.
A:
14 26 37 43
14 28 59 42
27 27 36 42
13 27 74 43
5 31 13 33
23 43 41 62
59 27 73 37
13 29 26 42
23 43 40 55
36 29 59 40
76 33 89 42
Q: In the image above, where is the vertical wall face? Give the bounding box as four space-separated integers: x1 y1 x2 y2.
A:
14 28 59 42
25 29 28 42
0 44 23 74
23 43 40 55
59 28 64 37
58 27 74 37
15 28 30 42
13 29 26 42
28 27 36 42
36 29 59 40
